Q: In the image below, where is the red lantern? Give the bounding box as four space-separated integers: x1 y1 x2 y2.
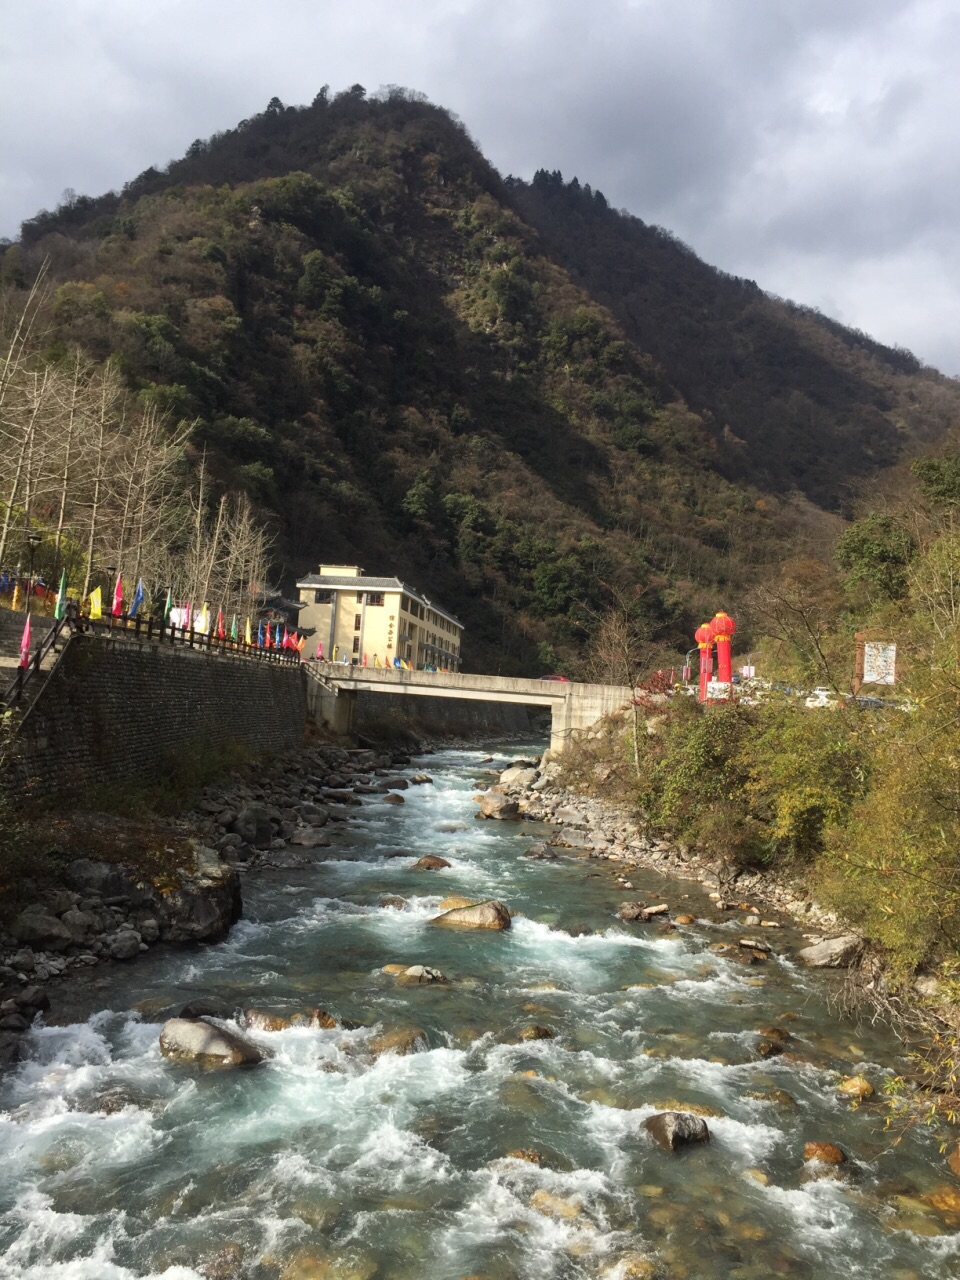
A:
711 611 736 685
694 622 713 703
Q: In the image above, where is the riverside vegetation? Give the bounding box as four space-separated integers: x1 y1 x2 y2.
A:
553 444 960 1129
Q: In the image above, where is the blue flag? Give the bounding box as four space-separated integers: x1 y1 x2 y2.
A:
257 620 264 647
130 578 145 618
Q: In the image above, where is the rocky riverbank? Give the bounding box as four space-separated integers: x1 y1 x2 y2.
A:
0 740 419 1065
485 751 864 968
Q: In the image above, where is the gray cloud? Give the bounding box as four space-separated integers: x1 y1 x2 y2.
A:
2 0 958 373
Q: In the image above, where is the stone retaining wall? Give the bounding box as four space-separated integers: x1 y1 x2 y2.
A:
12 635 307 803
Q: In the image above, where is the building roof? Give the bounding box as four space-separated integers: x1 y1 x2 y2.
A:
296 572 464 628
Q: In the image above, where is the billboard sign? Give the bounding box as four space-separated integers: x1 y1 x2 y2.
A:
863 641 896 686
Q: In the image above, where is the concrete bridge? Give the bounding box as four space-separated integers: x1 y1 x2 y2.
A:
304 664 634 753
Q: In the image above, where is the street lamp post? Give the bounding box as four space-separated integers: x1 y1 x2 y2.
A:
24 531 41 613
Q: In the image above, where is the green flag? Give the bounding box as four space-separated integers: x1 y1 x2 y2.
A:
54 569 67 621
230 613 238 641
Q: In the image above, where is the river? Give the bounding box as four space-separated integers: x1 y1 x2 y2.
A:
1 741 959 1279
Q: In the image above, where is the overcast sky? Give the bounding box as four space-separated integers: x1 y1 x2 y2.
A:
3 0 959 373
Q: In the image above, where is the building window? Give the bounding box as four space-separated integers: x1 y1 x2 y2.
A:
352 636 360 653
314 589 332 604
354 614 361 630
357 592 364 603
366 592 384 607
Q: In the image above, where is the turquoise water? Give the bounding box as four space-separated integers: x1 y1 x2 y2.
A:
0 743 958 1279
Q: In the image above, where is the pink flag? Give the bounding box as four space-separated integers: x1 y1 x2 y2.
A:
18 614 31 668
316 642 323 659
362 652 368 667
111 574 123 617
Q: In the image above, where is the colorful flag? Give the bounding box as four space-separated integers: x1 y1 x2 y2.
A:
332 643 339 661
163 588 173 623
373 654 381 667
130 578 145 618
362 652 368 667
231 614 238 642
281 626 289 649
54 569 67 621
112 574 123 617
245 617 252 645
217 608 225 640
18 614 31 668
316 641 323 659
257 620 264 647
265 621 272 648
297 634 306 652
88 586 103 620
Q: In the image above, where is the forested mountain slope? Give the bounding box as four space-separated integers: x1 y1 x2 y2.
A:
3 87 958 673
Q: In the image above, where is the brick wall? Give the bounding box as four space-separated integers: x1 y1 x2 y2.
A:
13 635 307 803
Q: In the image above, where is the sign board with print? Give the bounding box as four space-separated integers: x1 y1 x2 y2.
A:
863 641 896 686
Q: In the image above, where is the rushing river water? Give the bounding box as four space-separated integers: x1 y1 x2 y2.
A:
1 742 959 1280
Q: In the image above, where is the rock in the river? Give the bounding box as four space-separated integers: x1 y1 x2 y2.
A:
643 1111 711 1151
369 1026 428 1057
159 1017 266 1067
412 855 450 871
529 1189 581 1219
383 793 405 805
522 842 556 860
478 793 519 820
430 899 511 931
199 1242 245 1280
10 911 73 952
159 867 241 943
231 805 274 849
396 965 446 986
108 930 142 961
803 1141 847 1165
438 895 476 910
795 935 862 968
243 1008 289 1031
837 1074 874 1101
949 1142 960 1180
518 1024 556 1041
499 766 538 788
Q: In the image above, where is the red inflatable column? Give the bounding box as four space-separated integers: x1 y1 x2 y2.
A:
695 624 713 703
711 611 736 689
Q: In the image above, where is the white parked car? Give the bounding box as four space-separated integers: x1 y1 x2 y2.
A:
805 687 836 708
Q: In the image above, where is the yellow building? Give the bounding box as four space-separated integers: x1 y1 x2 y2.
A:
296 565 464 670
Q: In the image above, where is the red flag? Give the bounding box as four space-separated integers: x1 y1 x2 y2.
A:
282 626 289 649
265 621 272 648
112 574 123 617
362 652 368 667
18 614 31 668
217 608 225 640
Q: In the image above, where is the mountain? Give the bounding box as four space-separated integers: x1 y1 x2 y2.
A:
4 86 959 673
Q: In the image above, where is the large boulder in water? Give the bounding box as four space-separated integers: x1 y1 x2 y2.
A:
499 765 538 788
369 1026 428 1057
430 899 511 931
412 855 450 871
643 1111 711 1151
795 935 862 968
478 793 520 821
159 1017 265 1067
159 865 241 943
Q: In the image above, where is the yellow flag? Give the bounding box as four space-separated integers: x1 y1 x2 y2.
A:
89 587 103 620
11 583 23 611
244 617 252 645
